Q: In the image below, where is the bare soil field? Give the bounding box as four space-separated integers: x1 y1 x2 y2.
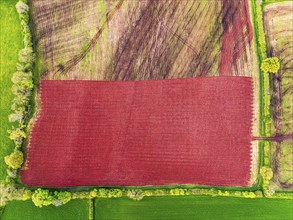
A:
263 1 293 188
30 0 258 80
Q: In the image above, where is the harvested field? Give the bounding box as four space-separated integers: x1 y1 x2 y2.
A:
21 77 253 187
263 2 293 188
30 0 258 80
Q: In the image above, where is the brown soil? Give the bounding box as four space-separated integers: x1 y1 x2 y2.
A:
30 0 258 80
264 2 293 188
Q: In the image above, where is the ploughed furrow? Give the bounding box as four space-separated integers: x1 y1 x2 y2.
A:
21 77 253 187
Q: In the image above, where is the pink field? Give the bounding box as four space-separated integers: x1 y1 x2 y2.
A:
21 77 253 187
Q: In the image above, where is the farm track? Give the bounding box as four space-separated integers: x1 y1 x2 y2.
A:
264 2 293 188
30 0 257 80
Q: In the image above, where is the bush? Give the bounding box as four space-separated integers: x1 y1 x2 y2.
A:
4 150 24 169
261 57 280 73
16 1 29 14
127 189 144 201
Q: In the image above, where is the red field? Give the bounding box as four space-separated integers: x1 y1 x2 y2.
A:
21 77 253 187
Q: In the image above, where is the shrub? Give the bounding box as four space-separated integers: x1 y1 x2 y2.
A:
97 188 108 198
54 191 71 206
8 112 24 123
21 189 32 200
261 166 274 196
6 168 17 178
261 57 280 73
127 189 144 201
16 1 29 14
11 71 32 84
8 128 26 145
4 150 24 169
108 189 123 198
32 189 54 208
170 188 185 196
16 62 32 72
242 191 256 199
144 190 153 197
18 47 35 63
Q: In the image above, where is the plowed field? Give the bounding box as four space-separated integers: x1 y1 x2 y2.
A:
30 0 257 80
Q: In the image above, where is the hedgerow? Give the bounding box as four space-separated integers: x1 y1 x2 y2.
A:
31 189 72 207
4 0 34 184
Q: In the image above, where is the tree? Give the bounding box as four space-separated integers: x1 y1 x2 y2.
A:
18 47 35 63
261 57 280 73
127 189 144 201
4 150 24 169
32 189 54 207
16 1 29 14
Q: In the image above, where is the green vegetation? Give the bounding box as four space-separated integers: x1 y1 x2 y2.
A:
2 0 35 185
2 199 89 220
0 183 31 206
263 0 292 6
95 196 293 220
261 57 280 73
0 0 23 181
4 150 23 169
32 188 71 207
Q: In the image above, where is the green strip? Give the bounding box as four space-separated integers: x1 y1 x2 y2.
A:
94 196 293 220
0 0 23 181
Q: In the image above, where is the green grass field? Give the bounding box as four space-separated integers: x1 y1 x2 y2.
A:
1 199 89 220
0 0 23 181
95 196 293 220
